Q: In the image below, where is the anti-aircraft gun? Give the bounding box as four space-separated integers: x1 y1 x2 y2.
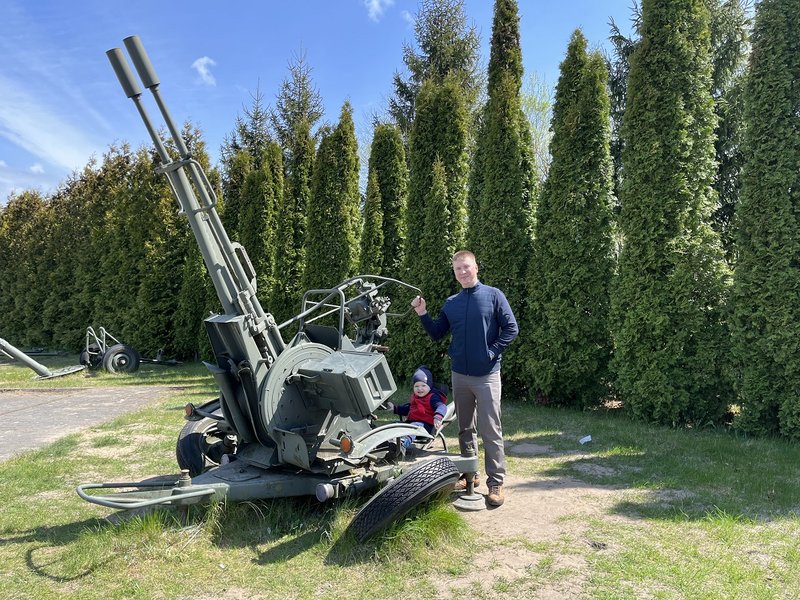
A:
76 36 480 540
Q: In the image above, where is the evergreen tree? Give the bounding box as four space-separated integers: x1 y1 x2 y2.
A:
525 31 615 407
42 158 119 351
359 171 384 275
221 86 272 168
269 52 323 324
389 0 481 143
709 0 750 263
467 0 536 391
407 78 469 261
238 141 283 299
731 0 800 438
220 86 272 235
0 191 48 346
220 150 252 235
608 1 751 257
392 76 470 377
303 102 361 289
611 0 732 426
368 123 408 278
127 124 214 357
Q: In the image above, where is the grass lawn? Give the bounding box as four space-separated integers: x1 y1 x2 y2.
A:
1 355 799 599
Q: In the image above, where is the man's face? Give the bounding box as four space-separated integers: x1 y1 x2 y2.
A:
452 256 479 288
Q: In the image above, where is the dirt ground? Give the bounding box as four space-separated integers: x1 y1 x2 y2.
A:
439 441 630 599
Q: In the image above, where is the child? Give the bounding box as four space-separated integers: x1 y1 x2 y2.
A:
388 365 448 449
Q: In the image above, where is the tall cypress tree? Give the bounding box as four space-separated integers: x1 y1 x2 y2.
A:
368 124 408 278
269 53 323 324
359 171 384 275
611 0 732 426
127 124 213 357
731 0 800 438
525 31 615 407
303 102 361 289
392 76 469 377
467 0 536 390
238 141 282 300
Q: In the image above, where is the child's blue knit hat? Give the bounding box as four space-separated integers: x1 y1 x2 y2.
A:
412 366 433 386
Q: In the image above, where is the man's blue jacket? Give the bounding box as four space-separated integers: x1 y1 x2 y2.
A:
419 281 518 377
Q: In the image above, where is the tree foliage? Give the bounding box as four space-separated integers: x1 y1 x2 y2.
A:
467 0 536 390
268 53 323 324
392 76 470 377
303 102 360 290
731 0 800 439
238 142 283 299
359 171 384 275
389 0 481 142
611 0 732 426
525 30 615 408
368 124 408 278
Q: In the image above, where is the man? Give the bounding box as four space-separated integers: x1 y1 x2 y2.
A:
411 250 518 506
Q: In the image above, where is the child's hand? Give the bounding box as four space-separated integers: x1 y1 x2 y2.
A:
433 414 443 429
381 401 394 412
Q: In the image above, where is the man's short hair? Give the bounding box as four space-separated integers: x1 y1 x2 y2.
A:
452 250 476 263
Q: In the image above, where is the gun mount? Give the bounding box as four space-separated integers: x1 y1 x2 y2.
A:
77 36 479 540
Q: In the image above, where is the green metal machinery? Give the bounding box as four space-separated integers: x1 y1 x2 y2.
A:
76 36 478 540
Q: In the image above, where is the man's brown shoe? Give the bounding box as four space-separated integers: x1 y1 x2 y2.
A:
453 474 480 491
487 485 505 506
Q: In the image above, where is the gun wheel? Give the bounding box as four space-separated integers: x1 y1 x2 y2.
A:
176 399 230 476
348 457 459 542
102 343 141 373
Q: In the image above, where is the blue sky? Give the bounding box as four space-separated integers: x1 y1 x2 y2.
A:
0 0 636 204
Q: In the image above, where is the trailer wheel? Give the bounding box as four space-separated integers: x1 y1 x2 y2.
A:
102 344 141 373
347 457 459 542
176 400 230 476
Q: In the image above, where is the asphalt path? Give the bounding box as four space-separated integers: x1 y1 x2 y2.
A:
0 386 169 462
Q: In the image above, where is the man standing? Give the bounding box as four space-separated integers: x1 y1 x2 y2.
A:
411 250 518 506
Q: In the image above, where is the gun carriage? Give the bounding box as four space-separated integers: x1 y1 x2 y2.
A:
76 36 478 540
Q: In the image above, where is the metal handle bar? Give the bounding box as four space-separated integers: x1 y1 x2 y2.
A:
76 481 216 510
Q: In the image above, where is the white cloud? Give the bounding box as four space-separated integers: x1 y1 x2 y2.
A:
0 159 6 167
401 10 413 25
0 73 99 173
29 163 44 174
365 0 394 22
191 56 217 86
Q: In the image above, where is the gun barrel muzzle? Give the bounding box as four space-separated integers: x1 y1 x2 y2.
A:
124 35 160 89
106 48 141 99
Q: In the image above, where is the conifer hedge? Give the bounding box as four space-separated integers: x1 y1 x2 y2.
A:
611 0 732 426
731 0 800 438
525 30 614 408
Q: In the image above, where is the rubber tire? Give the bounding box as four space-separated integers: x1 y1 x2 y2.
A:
348 457 460 542
102 343 141 373
176 399 228 476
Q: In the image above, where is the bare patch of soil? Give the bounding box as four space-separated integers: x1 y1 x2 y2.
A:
433 442 645 599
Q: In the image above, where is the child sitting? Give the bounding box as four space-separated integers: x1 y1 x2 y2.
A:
387 365 448 449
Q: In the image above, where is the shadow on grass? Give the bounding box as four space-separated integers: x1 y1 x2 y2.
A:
0 518 114 582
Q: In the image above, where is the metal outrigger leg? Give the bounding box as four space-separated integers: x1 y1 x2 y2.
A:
0 337 85 380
